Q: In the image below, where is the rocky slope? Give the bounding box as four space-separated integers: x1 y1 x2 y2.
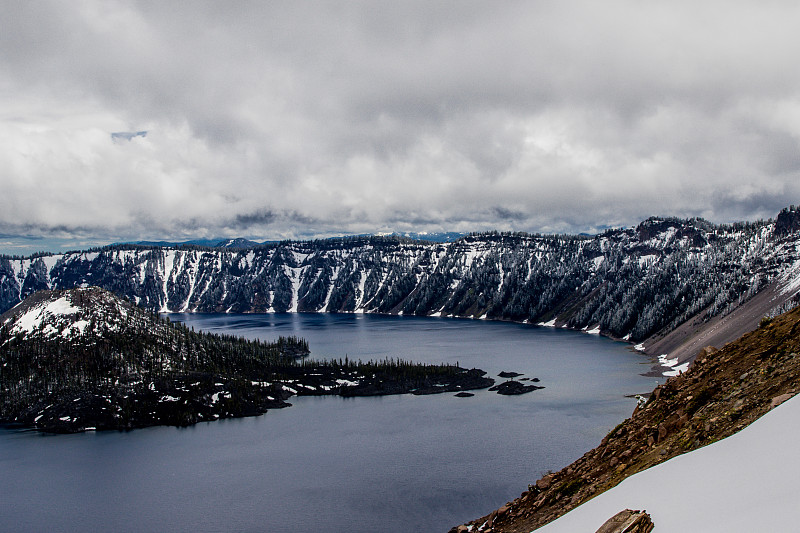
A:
0 288 493 433
451 302 800 532
3 207 800 364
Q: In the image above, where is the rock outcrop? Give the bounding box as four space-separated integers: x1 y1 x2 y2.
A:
595 509 654 533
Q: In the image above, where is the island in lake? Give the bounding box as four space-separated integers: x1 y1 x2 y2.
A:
0 287 510 433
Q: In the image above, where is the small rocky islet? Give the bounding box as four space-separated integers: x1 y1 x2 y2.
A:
489 371 545 395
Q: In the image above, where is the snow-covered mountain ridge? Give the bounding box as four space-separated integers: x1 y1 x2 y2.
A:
3 208 800 351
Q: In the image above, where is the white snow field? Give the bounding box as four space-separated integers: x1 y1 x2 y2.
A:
537 393 800 533
9 296 79 334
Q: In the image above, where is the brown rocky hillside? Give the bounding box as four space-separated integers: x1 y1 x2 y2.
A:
451 305 800 532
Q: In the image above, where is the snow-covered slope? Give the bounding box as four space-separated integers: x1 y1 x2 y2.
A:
9 295 82 335
0 288 132 341
538 393 800 532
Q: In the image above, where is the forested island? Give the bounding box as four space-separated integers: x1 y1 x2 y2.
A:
0 287 494 433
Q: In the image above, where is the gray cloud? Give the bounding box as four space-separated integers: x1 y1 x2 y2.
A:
2 1 800 251
491 207 527 222
229 210 277 230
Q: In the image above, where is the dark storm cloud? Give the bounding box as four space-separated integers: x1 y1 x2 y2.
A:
230 210 277 229
491 207 527 222
2 1 800 250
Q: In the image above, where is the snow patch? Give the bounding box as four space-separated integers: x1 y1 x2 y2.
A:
778 258 800 296
663 362 690 377
638 254 658 267
70 320 90 335
355 270 367 310
658 353 690 376
161 250 176 312
10 297 80 334
658 354 680 367
285 266 302 313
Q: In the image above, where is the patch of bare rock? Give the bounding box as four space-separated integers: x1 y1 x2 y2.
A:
595 509 654 533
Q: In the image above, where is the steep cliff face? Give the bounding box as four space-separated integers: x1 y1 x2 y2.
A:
2 213 800 346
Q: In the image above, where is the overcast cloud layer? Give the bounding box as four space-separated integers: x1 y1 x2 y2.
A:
2 1 800 253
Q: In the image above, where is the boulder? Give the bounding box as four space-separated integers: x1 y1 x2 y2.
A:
697 345 719 359
771 392 795 409
595 509 654 533
536 474 553 491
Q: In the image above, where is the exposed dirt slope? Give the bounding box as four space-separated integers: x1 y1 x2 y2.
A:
451 304 800 532
641 281 796 364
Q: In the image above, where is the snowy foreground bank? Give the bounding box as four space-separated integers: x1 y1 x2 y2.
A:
538 393 800 532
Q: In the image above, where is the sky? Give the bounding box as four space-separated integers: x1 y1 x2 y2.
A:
3 1 800 255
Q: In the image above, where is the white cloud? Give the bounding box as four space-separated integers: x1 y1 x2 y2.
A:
2 1 800 249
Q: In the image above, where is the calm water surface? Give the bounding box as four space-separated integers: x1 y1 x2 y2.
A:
0 314 659 533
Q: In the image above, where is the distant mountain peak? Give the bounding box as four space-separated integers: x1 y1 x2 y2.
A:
215 238 260 248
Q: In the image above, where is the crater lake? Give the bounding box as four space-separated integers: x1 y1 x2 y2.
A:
0 313 660 533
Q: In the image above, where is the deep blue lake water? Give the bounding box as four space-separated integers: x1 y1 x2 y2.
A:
0 313 659 533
